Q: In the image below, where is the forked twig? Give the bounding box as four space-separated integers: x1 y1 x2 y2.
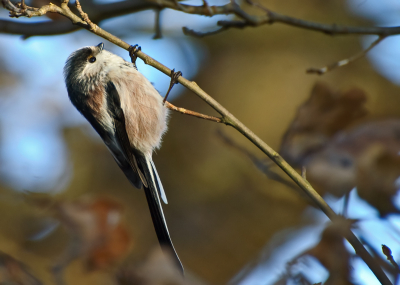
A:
75 0 97 31
382 245 400 272
165 102 223 124
307 36 386 75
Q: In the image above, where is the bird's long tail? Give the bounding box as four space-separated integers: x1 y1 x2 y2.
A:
137 155 183 273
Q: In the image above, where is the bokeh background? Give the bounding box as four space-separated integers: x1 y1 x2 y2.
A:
0 0 400 284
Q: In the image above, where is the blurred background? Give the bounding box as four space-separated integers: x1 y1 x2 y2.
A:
0 0 400 284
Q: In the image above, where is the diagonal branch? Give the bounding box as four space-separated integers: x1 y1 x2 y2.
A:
307 36 386 75
0 1 394 285
2 0 400 37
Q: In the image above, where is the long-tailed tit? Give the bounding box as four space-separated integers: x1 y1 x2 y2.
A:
63 43 183 272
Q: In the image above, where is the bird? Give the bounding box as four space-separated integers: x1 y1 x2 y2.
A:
63 42 183 272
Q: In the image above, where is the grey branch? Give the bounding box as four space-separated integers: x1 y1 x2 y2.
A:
2 0 400 38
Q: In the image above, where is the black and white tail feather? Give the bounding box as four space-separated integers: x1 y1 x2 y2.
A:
138 156 182 269
107 81 183 273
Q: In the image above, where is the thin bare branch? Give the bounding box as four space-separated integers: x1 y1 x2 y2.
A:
0 2 394 285
3 0 400 38
307 36 386 75
382 245 400 272
301 166 306 179
202 0 213 16
216 130 302 191
3 0 62 18
182 26 228 38
153 8 162 39
165 102 223 123
0 19 77 36
75 0 97 32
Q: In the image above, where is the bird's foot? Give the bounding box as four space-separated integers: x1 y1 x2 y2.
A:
163 69 182 103
128 44 141 69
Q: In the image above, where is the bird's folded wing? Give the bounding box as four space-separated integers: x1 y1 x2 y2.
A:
105 81 148 188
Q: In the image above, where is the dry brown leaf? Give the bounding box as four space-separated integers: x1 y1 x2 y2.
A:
306 119 400 197
305 219 355 285
0 251 42 285
53 197 132 272
305 145 357 197
117 247 205 285
356 144 400 216
280 82 368 166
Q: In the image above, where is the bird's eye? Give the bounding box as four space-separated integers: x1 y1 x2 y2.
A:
88 56 96 63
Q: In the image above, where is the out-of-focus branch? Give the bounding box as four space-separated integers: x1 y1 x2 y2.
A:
216 130 300 191
307 36 386 75
0 19 77 36
0 1 394 284
3 0 400 38
0 0 159 36
382 245 400 272
153 8 162 39
1 0 393 72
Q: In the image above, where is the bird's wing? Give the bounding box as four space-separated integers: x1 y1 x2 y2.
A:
105 81 183 273
105 81 147 188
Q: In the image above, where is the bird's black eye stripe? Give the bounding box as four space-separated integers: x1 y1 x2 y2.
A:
88 56 96 63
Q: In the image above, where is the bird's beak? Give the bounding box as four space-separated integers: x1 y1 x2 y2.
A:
97 42 104 51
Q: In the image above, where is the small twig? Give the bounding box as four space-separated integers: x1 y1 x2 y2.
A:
342 192 350 217
307 36 386 75
75 0 97 31
245 0 270 14
182 26 228 37
163 69 182 103
217 130 307 193
382 245 400 272
164 101 223 124
153 8 162 39
301 166 306 179
358 238 398 275
172 0 189 13
4 0 400 39
202 0 213 16
19 0 26 12
4 0 59 18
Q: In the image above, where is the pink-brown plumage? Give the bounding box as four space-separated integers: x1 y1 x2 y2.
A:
111 71 169 155
64 43 182 272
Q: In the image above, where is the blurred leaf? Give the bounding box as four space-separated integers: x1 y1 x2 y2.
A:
0 251 42 285
54 196 132 271
306 119 400 197
280 82 368 167
305 219 355 285
356 144 400 216
117 247 206 285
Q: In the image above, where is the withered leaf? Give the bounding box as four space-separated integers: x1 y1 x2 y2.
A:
54 197 132 271
117 247 205 285
0 251 42 285
356 144 400 216
280 82 367 166
306 119 400 198
305 219 355 285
